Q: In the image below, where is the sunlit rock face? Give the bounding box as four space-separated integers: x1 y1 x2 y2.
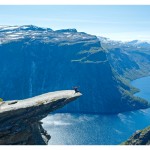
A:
0 25 149 114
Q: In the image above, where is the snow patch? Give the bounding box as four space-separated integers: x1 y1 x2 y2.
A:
1 26 19 30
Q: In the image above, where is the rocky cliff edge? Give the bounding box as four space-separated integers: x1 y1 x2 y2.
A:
0 90 81 145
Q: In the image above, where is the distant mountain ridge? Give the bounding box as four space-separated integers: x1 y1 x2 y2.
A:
99 36 150 80
99 36 150 49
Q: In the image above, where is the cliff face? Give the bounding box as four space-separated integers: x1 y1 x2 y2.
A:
0 25 149 114
123 126 150 145
0 90 81 145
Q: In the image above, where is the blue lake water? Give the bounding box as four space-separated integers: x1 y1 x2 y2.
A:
42 76 150 145
132 76 150 102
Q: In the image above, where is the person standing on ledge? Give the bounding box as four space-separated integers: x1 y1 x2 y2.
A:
73 86 80 93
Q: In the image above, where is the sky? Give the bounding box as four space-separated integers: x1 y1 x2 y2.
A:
0 5 150 41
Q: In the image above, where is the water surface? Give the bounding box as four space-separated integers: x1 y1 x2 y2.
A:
42 76 150 145
132 76 150 102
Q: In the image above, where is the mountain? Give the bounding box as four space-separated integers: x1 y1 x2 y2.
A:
0 25 149 114
99 37 150 80
126 40 150 49
99 36 150 49
99 36 150 145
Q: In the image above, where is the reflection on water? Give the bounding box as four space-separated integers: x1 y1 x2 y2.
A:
42 109 150 145
42 76 150 145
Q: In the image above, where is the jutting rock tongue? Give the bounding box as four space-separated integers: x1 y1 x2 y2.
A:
0 90 82 145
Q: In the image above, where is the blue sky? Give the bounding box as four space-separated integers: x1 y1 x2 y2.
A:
0 5 150 41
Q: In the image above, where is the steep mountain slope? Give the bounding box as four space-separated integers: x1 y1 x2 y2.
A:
99 37 150 80
0 25 149 114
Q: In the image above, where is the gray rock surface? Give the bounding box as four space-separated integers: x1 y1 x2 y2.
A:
0 90 81 145
123 126 150 145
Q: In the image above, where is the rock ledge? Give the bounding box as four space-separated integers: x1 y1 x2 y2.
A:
0 90 81 145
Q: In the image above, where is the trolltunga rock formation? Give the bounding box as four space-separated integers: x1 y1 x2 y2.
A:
0 90 81 145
